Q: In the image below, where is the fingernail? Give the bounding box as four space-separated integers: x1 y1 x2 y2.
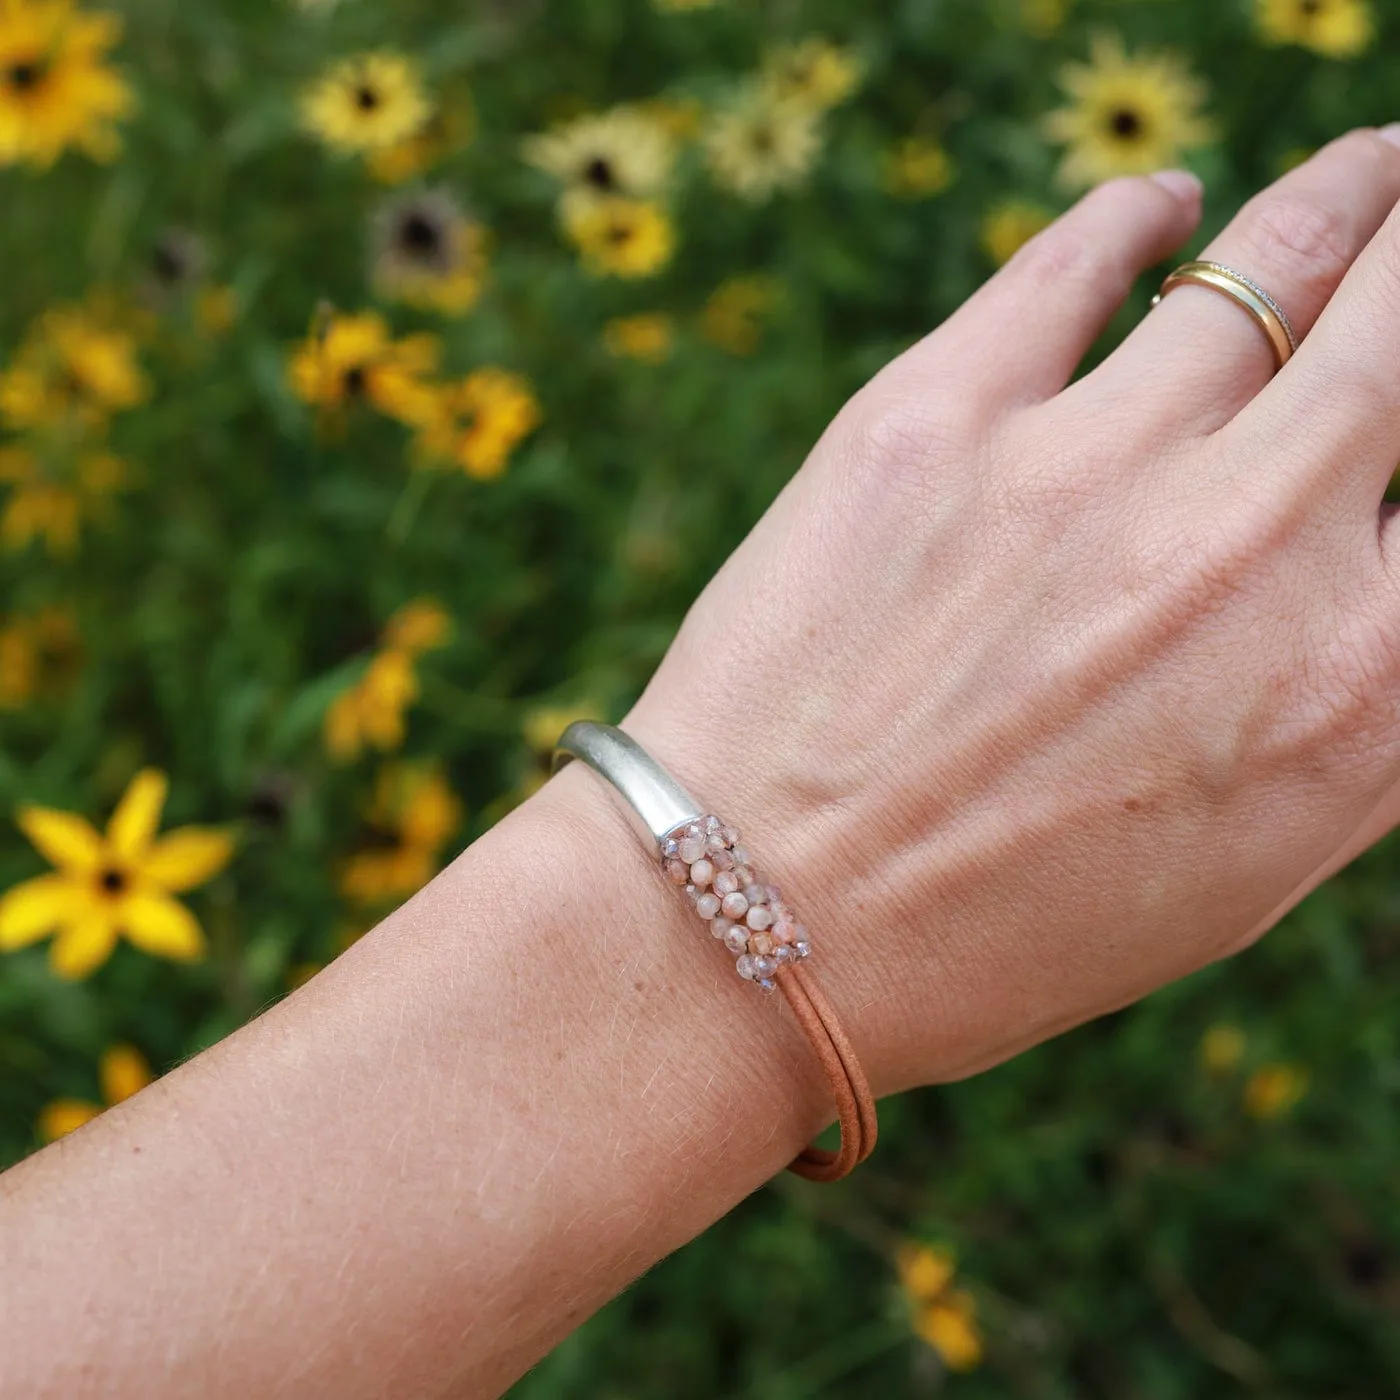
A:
1379 123 1400 148
1149 169 1204 203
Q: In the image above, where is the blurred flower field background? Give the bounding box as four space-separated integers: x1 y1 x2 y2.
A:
2 0 1400 1393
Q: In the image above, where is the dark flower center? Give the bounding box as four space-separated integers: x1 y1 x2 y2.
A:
355 84 381 112
606 220 633 246
6 60 43 92
584 156 616 190
1109 107 1145 140
98 867 128 896
750 125 775 154
1299 0 1321 13
401 212 442 256
343 364 368 396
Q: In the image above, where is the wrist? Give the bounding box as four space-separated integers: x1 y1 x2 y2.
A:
521 758 836 1175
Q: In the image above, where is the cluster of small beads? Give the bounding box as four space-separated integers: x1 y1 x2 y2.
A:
661 815 811 992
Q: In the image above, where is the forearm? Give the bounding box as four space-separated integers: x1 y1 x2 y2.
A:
0 761 844 1398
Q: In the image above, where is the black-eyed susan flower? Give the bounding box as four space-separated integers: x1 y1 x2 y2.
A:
0 604 77 706
39 1042 151 1141
300 51 429 155
762 37 862 111
0 300 147 431
1043 33 1213 189
604 312 674 363
414 368 540 480
288 308 440 425
366 91 473 185
980 199 1054 266
381 597 451 654
339 762 462 906
882 136 955 199
324 599 450 762
1244 1062 1309 1119
896 1243 984 1373
372 189 487 317
0 445 124 555
0 769 234 979
563 195 675 279
524 106 674 213
704 80 822 202
1255 0 1373 57
0 0 134 168
699 275 781 355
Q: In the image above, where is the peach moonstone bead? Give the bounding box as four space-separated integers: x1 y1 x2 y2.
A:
658 814 812 991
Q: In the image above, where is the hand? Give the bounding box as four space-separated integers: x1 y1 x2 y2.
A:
624 129 1400 1101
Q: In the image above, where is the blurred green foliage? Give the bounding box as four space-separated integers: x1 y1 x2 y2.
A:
2 0 1399 1394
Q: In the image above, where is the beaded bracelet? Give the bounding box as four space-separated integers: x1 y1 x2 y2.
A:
551 721 877 1182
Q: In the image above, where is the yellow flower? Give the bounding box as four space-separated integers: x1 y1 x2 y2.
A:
382 597 451 655
366 90 474 184
339 762 462 904
39 1042 152 1141
415 369 541 480
0 300 147 431
882 136 955 199
1255 0 1373 57
980 200 1054 266
1244 1062 1309 1120
288 308 440 425
0 604 77 706
324 647 419 762
300 51 430 154
0 445 124 555
524 105 674 210
704 80 822 201
1044 32 1213 190
0 769 234 979
762 38 862 112
700 275 781 355
563 194 676 279
604 313 674 363
1199 1023 1246 1076
372 190 488 317
522 700 606 756
897 1243 984 1372
0 0 134 168
1013 0 1070 37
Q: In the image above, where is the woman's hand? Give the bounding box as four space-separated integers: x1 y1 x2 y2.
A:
626 128 1400 1101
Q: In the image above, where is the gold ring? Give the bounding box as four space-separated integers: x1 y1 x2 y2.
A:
1151 260 1299 370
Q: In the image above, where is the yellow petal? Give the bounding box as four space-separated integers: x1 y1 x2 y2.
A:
99 1044 152 1105
0 873 79 950
16 806 104 873
39 1099 102 1142
120 894 206 963
106 769 169 860
49 913 119 979
897 1243 956 1303
142 827 234 892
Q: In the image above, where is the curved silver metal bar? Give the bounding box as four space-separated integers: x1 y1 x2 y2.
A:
552 721 704 846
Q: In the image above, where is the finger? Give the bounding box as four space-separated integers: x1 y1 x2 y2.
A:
890 172 1202 414
1235 141 1400 531
1084 128 1400 439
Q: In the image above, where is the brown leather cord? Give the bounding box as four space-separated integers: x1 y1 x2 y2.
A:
779 961 878 1182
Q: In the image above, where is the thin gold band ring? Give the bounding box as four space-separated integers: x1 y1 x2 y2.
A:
1151 260 1299 370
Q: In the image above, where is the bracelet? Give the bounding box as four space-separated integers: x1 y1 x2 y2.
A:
551 721 877 1183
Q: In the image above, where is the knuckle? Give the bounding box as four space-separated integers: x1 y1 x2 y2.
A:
1004 222 1098 293
1237 194 1353 297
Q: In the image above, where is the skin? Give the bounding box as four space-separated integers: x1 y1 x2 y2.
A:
5 127 1400 1395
